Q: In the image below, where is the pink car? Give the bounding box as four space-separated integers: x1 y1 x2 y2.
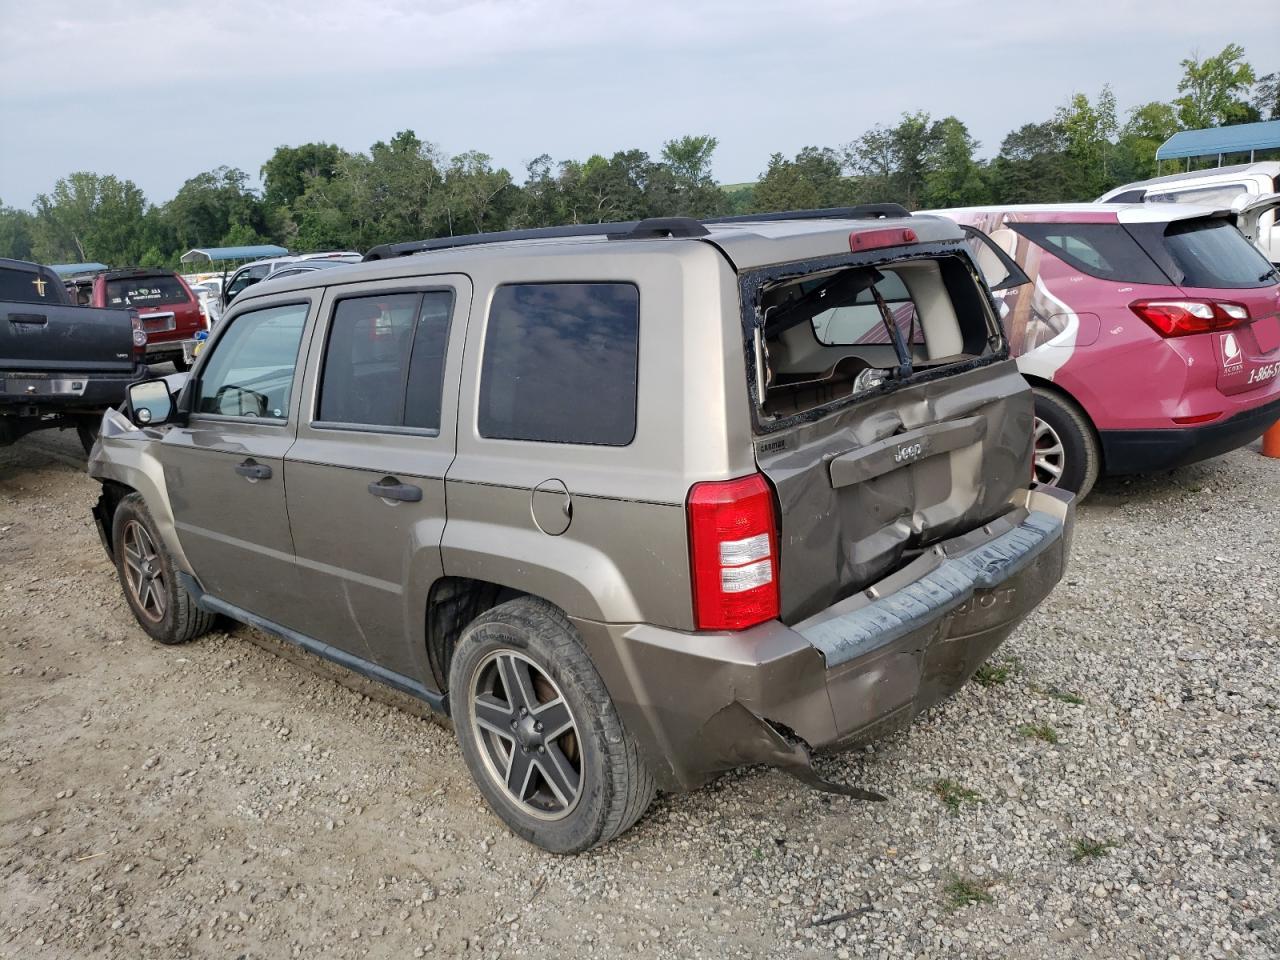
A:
928 204 1280 497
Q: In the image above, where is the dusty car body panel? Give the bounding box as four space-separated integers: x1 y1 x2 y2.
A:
575 486 1072 790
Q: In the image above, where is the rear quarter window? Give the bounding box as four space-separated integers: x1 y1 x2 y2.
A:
1010 222 1170 285
478 282 640 446
0 266 62 304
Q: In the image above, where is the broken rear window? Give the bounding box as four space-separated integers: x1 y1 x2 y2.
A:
750 255 999 424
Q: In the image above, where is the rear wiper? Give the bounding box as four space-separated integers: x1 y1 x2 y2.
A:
764 267 884 336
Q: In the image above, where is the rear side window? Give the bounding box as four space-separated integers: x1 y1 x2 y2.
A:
1160 218 1276 289
316 290 454 431
106 275 190 307
0 266 60 303
1011 222 1169 285
479 282 639 445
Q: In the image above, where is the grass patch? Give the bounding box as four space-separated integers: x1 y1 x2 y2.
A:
973 661 1014 686
943 875 994 909
1069 838 1115 862
1045 687 1085 705
931 778 984 812
1018 723 1060 744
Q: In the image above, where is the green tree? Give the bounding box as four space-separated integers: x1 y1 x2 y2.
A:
661 135 730 218
31 172 149 264
1055 85 1119 197
0 201 35 260
986 121 1073 204
1114 100 1182 181
1253 71 1279 121
752 147 851 212
164 166 272 251
440 151 515 234
1175 44 1258 128
921 117 988 208
341 130 446 247
261 142 347 211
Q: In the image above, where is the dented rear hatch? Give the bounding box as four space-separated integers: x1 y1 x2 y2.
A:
725 221 1033 623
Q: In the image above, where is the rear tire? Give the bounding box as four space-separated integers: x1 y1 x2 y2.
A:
172 357 192 373
1032 387 1100 499
448 597 655 854
111 493 216 645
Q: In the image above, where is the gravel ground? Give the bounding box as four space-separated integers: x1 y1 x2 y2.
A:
1 429 1277 960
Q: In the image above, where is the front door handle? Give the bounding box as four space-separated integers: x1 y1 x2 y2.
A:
9 313 48 325
367 477 422 502
234 459 272 481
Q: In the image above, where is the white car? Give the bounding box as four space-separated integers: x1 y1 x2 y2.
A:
1098 162 1280 265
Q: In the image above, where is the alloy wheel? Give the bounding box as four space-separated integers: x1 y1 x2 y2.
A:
468 650 582 821
122 520 167 623
1032 416 1065 486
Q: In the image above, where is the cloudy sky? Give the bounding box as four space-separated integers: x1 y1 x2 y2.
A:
1 0 1277 207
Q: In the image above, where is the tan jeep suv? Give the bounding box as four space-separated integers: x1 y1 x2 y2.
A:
89 206 1074 853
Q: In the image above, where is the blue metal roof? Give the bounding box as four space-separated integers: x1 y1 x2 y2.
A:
180 244 288 264
1155 120 1280 161
48 262 109 276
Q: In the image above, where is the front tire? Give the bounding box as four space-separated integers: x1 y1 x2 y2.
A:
111 493 215 645
448 597 655 854
1032 387 1100 499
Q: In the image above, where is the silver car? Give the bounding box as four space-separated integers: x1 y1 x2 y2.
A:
89 207 1074 853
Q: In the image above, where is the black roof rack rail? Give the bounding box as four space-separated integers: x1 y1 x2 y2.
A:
703 203 911 225
362 207 907 261
607 217 709 240
364 217 709 261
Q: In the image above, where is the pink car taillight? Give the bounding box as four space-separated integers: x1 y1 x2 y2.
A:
1129 299 1250 338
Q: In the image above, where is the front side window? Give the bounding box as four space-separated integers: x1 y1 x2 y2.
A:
195 302 308 419
479 282 640 445
316 290 454 430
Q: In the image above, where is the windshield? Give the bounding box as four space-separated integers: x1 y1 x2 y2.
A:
106 275 190 308
1162 218 1278 288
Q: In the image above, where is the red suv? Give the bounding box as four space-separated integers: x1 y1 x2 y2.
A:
69 269 206 370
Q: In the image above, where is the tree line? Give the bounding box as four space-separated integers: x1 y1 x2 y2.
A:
0 44 1275 269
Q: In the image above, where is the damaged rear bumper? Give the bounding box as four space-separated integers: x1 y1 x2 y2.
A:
577 485 1074 793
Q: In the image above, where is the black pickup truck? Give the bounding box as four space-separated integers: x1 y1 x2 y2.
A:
1 257 147 451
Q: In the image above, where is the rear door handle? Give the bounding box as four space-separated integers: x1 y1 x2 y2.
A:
9 313 48 325
234 459 272 481
367 477 422 502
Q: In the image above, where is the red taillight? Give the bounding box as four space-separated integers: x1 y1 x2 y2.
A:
129 308 147 359
849 227 917 253
1129 299 1250 338
687 474 779 631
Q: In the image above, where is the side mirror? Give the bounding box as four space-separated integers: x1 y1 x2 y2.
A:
126 379 176 427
